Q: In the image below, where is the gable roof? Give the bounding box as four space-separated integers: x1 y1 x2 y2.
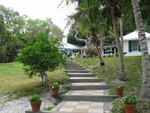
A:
123 30 150 41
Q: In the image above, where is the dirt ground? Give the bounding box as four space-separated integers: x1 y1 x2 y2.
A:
0 91 56 113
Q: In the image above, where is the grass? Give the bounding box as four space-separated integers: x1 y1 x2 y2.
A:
44 106 54 110
76 56 150 113
0 62 68 99
1 57 150 112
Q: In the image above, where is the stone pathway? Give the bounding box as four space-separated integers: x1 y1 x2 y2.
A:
51 61 117 113
58 101 104 112
26 61 118 113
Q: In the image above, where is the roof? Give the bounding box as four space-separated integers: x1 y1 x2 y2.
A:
60 37 87 50
123 30 150 41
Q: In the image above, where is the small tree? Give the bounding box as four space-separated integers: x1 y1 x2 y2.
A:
17 29 66 83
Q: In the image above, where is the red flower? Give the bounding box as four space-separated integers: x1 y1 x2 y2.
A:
48 83 51 87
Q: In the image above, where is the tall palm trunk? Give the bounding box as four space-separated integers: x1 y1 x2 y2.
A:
110 6 126 80
132 0 150 102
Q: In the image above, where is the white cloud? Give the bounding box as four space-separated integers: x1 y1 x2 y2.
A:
0 0 76 35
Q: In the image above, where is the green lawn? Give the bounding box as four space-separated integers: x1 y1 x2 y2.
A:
1 57 150 112
0 62 68 99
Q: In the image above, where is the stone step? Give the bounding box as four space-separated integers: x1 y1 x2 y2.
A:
68 73 94 77
63 84 118 90
60 95 117 102
66 68 85 70
66 63 79 66
52 101 112 113
71 82 106 86
65 70 90 73
70 78 104 82
65 90 108 96
66 67 85 70
67 64 81 66
67 63 80 66
66 66 84 68
25 110 73 113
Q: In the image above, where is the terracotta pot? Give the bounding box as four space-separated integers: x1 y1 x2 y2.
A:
30 100 42 112
52 89 59 95
116 88 123 96
124 105 136 113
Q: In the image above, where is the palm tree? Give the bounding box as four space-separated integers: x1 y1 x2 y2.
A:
131 0 150 102
64 0 126 80
68 4 106 65
103 0 125 80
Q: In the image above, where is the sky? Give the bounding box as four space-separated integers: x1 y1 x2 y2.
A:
0 0 76 35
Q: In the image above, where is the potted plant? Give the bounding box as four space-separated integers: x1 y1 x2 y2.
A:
115 85 124 97
29 94 42 112
121 95 138 113
51 82 62 95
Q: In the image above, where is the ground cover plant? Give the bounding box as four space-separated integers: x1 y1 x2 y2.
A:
0 62 68 100
76 56 150 113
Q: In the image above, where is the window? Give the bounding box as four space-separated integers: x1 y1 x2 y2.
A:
132 41 139 51
129 40 140 52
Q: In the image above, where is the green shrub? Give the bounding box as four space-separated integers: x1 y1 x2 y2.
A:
16 29 66 81
111 98 125 113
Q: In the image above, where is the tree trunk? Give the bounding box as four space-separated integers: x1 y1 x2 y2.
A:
110 6 126 80
95 43 104 63
92 33 105 66
74 29 88 45
132 0 150 102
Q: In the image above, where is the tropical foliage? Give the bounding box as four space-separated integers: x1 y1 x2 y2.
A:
64 0 150 82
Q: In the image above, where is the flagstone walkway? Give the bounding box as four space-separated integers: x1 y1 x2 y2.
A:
26 61 118 113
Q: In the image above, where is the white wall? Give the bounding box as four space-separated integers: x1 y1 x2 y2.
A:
123 39 150 56
123 41 128 54
147 39 150 54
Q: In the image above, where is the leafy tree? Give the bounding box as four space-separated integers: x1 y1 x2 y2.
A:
0 4 26 35
48 21 64 40
25 18 63 42
120 0 150 34
0 5 64 63
0 31 18 62
25 19 50 41
0 12 19 62
16 29 66 82
0 4 27 62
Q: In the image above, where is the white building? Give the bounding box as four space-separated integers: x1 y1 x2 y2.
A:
61 37 87 50
123 30 150 56
60 37 87 55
